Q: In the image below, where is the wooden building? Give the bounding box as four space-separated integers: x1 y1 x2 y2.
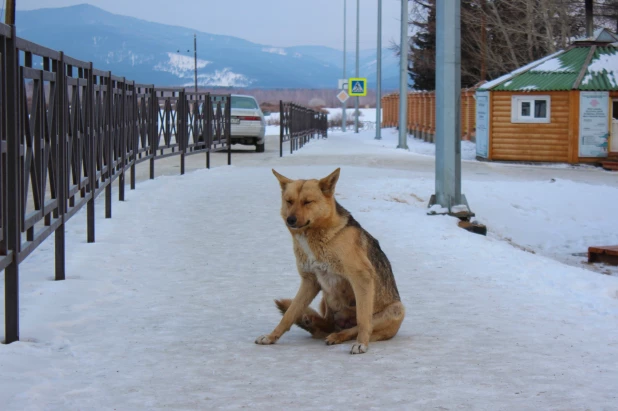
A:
476 29 618 166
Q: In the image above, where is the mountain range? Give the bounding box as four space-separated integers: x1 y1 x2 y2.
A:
15 4 401 89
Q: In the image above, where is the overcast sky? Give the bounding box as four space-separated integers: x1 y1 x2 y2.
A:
15 0 404 50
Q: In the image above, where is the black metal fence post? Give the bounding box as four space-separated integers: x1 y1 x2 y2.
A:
105 74 113 218
178 88 185 175
290 105 294 155
206 93 212 169
149 86 156 180
87 62 95 243
55 52 66 280
279 100 283 158
4 24 20 343
226 95 231 166
118 77 126 202
130 81 137 191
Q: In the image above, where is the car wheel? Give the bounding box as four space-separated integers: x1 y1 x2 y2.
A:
256 143 265 153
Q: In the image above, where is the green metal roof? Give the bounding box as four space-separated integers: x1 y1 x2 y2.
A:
480 29 618 92
579 46 618 90
491 47 587 91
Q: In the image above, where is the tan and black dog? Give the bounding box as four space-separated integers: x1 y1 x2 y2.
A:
255 168 404 354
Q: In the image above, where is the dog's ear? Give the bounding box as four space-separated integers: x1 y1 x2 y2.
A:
272 169 293 190
319 168 340 196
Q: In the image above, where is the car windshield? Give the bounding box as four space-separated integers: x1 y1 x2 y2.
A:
231 96 258 109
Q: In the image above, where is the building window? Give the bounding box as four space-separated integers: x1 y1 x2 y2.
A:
511 95 551 123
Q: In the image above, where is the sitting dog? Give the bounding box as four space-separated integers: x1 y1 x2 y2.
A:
255 168 405 354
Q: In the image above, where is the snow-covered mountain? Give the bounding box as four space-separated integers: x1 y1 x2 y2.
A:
15 4 401 89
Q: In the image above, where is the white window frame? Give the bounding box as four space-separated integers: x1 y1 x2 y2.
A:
511 95 551 124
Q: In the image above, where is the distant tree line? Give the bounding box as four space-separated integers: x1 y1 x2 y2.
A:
404 0 618 90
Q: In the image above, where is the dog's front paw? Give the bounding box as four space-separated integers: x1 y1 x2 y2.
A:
255 334 276 345
350 343 368 354
325 332 343 345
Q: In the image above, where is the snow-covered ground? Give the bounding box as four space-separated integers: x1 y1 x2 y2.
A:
2 128 618 410
265 110 476 160
266 107 378 123
288 129 618 274
266 107 379 131
323 107 379 122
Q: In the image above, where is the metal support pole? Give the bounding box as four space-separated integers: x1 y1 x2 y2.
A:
342 0 347 132
354 0 360 133
194 34 198 92
376 0 382 139
585 0 593 38
397 0 409 149
429 0 471 216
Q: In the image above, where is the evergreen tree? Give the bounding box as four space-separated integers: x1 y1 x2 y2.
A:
408 0 479 90
408 0 436 90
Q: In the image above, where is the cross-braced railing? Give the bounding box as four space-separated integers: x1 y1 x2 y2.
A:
0 23 232 344
279 100 327 157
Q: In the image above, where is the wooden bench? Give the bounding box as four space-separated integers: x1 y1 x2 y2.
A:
588 246 618 266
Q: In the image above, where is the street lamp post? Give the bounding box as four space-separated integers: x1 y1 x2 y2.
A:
193 34 198 92
429 0 472 217
354 0 360 133
376 0 382 139
397 0 409 149
178 33 198 92
342 0 347 132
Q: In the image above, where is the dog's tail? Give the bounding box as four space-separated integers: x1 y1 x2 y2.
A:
274 298 292 316
274 299 336 338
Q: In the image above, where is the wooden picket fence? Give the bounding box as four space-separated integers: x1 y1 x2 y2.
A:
381 88 478 142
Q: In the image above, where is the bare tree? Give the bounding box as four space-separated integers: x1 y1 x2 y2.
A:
597 0 618 32
406 0 589 88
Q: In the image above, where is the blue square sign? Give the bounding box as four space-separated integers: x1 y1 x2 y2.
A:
348 78 367 96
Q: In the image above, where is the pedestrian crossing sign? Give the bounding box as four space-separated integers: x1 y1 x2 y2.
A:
348 78 367 96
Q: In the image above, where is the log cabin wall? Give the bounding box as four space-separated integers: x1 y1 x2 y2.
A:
490 91 571 162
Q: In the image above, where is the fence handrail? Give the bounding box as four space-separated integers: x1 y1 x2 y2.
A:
1 22 232 344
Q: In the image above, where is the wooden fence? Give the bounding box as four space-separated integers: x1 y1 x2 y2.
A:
381 88 478 142
1 23 232 344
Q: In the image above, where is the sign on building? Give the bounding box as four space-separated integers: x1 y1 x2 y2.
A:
579 91 609 158
475 90 489 158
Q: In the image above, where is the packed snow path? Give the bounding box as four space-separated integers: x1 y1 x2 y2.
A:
1 130 617 410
